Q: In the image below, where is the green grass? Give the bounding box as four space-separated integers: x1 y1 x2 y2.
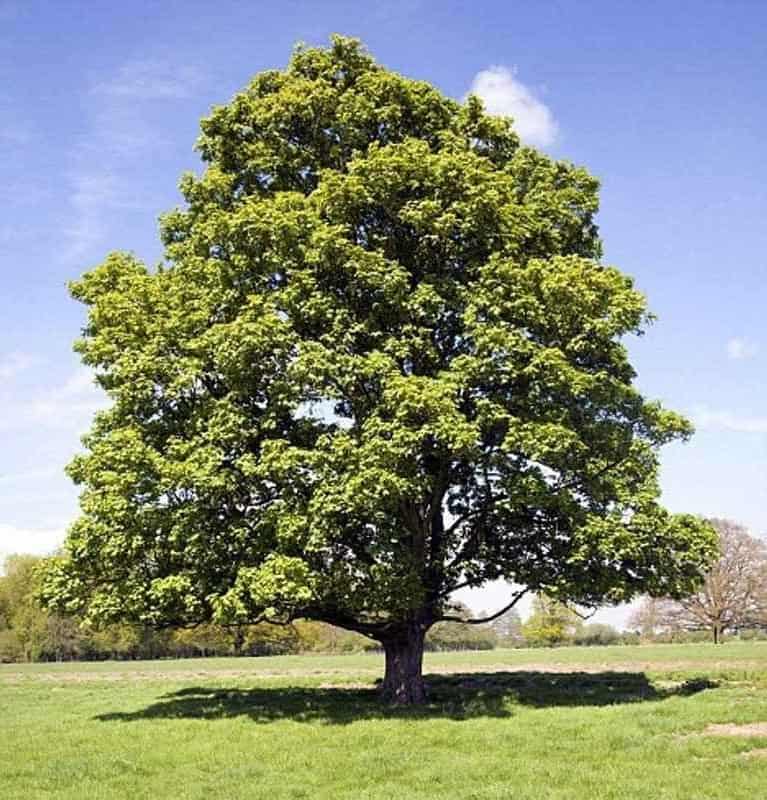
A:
3 642 767 799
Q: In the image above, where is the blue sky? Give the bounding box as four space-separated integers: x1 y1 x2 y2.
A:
1 1 765 623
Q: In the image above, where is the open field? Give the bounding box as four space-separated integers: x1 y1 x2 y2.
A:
3 642 767 799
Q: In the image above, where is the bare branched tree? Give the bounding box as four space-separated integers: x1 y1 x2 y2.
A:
627 597 675 641
630 519 767 643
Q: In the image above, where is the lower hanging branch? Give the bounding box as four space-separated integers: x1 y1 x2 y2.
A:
437 588 528 625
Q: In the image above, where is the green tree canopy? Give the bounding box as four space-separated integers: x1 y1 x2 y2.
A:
521 595 583 647
1 555 82 662
42 36 717 703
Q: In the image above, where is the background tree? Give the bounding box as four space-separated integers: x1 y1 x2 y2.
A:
42 36 717 703
521 595 583 647
631 519 767 643
573 622 621 647
627 597 671 642
0 555 82 662
1 555 49 661
489 607 524 648
85 622 146 660
426 603 497 651
0 550 375 662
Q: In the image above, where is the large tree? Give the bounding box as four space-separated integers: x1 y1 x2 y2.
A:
42 37 716 703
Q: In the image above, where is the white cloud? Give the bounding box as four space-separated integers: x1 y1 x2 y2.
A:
0 467 60 485
0 352 39 379
468 66 558 147
25 368 108 429
0 523 65 559
0 367 107 433
692 406 767 434
726 337 759 361
64 172 127 263
92 60 204 101
58 368 100 397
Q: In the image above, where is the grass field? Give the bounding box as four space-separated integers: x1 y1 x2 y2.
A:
3 642 767 799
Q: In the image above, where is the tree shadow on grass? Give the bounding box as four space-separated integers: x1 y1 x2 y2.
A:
96 671 717 725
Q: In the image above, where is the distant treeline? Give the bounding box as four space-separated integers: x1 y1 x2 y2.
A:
2 553 763 663
1 553 503 661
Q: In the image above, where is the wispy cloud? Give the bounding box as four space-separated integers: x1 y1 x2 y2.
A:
0 523 65 559
0 367 107 433
64 172 140 264
63 57 205 262
0 91 35 152
25 368 108 429
468 66 558 148
0 352 39 379
0 123 31 146
726 336 759 361
92 60 204 100
692 406 767 434
0 467 60 485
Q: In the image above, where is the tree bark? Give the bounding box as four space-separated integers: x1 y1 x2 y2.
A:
380 625 427 705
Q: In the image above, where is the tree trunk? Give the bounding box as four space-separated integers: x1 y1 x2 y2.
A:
232 627 245 656
380 625 427 705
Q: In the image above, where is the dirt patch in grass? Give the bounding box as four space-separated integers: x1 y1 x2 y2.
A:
703 722 767 737
428 660 759 675
1 657 762 684
318 681 372 690
742 748 767 759
0 667 380 684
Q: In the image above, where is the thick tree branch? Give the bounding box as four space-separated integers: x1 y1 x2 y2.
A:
437 588 528 625
569 605 598 621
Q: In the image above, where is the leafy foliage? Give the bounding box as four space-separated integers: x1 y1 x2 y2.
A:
42 37 716 670
521 595 582 647
1 555 374 662
573 622 622 646
0 555 82 661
